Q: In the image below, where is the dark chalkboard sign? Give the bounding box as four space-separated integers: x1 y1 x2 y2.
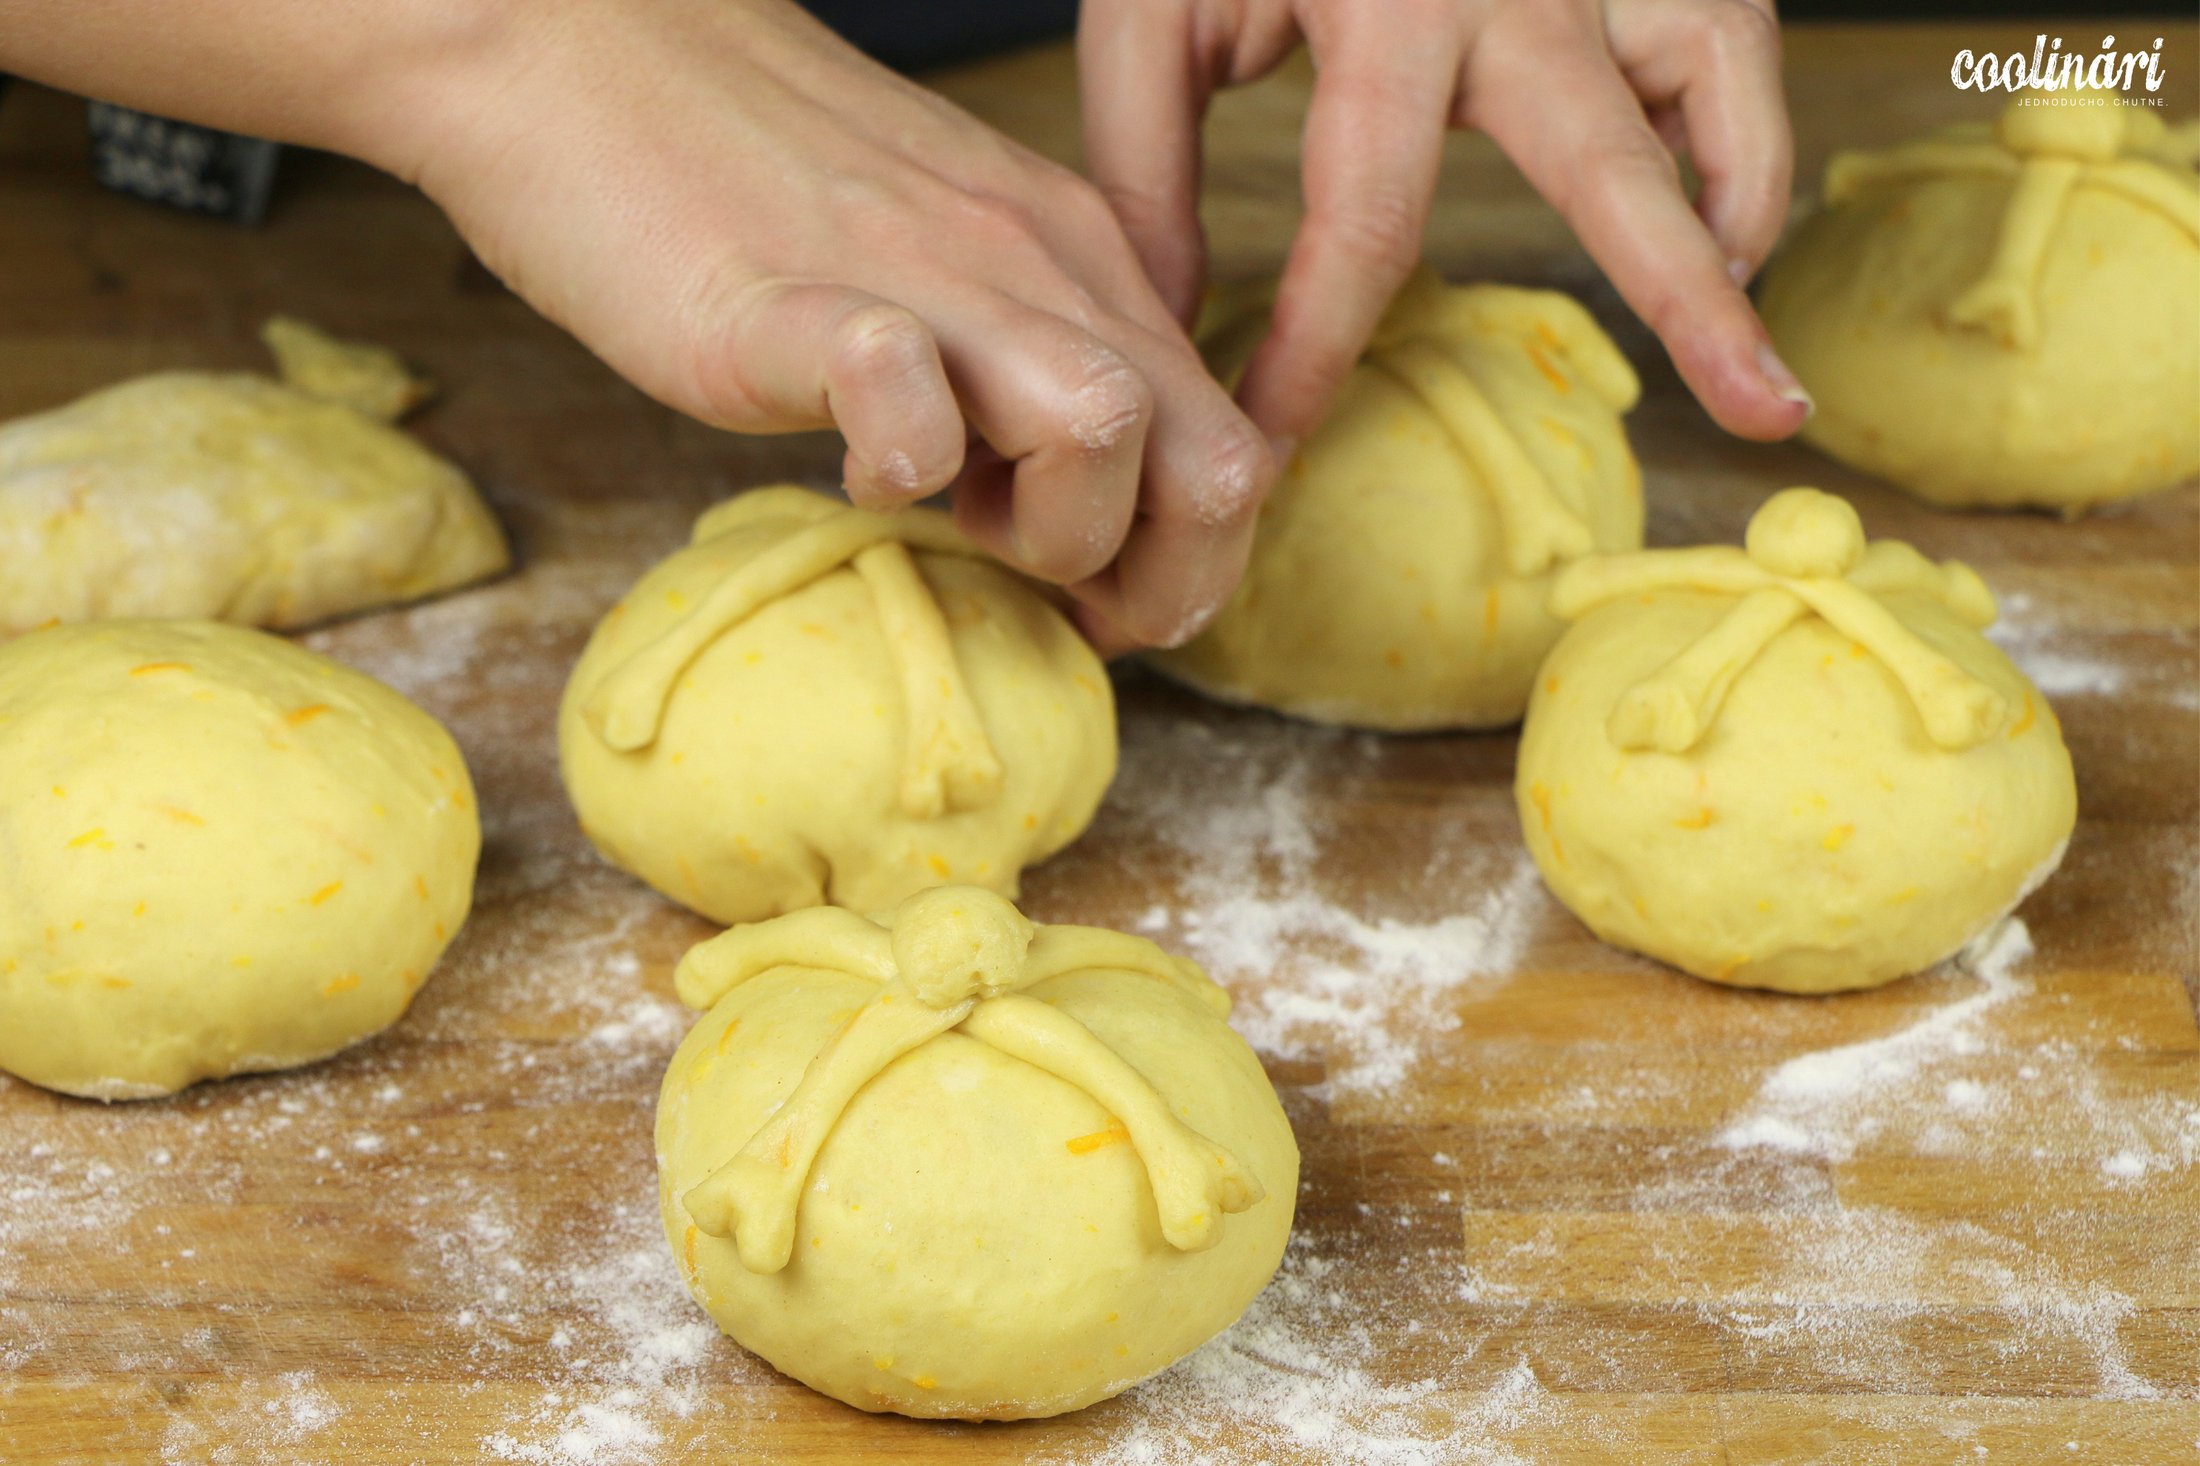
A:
84 101 281 224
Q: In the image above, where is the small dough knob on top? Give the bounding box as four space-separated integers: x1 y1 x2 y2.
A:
888 885 1036 1008
1744 487 1867 579
1551 488 2010 754
674 886 1261 1274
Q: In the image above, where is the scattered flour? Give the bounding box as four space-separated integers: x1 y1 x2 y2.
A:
1043 1237 1559 1466
1097 713 1544 1104
1718 920 2035 1161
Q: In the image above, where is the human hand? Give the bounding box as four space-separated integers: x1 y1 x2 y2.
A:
370 0 1274 651
1078 0 1805 446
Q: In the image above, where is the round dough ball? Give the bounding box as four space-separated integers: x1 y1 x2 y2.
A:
1149 270 1643 729
1760 102 2200 512
656 887 1298 1419
1516 489 2075 994
559 487 1115 925
0 620 479 1098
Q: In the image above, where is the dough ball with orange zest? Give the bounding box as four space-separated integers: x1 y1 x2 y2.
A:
1148 269 1642 730
558 486 1115 924
655 887 1298 1419
0 620 479 1098
1516 489 2074 993
1759 100 2199 512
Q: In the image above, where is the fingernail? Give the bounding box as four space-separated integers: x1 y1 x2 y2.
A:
1756 342 1814 417
1727 257 1754 288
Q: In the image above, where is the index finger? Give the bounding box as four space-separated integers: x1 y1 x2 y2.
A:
1233 26 1460 444
1469 44 1808 440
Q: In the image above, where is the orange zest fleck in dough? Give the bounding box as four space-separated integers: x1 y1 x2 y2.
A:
285 704 333 726
1823 823 1855 852
414 875 431 901
322 974 361 997
1065 1124 1132 1156
1674 807 1716 830
65 827 108 850
715 1018 742 1055
1528 782 1564 866
2009 693 2037 738
1524 341 1571 394
308 881 344 906
149 804 205 826
683 1224 699 1277
926 853 952 878
1383 648 1405 668
128 661 190 676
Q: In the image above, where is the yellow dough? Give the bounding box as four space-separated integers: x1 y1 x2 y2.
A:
1759 100 2200 512
560 487 1116 925
0 318 508 633
0 620 480 1098
655 886 1298 1419
1149 269 1643 729
1516 489 2075 994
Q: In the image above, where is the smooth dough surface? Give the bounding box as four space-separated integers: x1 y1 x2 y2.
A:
1150 270 1642 730
0 620 479 1098
559 486 1116 925
0 317 508 632
1516 489 2075 993
655 887 1298 1419
1760 102 2200 512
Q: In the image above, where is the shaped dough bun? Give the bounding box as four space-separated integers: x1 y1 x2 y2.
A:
655 886 1298 1419
1149 268 1643 729
1759 100 2200 512
559 487 1116 925
1516 489 2075 994
0 317 508 633
0 620 480 1098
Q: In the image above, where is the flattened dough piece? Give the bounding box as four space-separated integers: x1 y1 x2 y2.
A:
0 320 507 632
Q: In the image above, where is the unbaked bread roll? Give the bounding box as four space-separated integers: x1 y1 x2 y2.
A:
0 620 479 1098
1149 269 1643 729
1516 489 2075 994
1759 100 2200 512
655 886 1297 1419
0 318 507 633
559 487 1116 925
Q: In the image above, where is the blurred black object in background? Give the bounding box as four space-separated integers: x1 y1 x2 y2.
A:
84 102 279 223
803 0 1080 71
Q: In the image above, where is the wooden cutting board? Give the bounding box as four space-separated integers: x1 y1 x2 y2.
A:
2 21 2196 1465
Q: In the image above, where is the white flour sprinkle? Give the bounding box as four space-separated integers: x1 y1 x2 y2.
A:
1099 711 1543 1104
1718 920 2034 1161
1045 1238 1557 1466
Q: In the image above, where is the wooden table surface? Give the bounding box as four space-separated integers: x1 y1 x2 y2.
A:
3 21 2197 1465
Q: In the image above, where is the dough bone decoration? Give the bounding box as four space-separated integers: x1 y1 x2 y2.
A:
581 488 1002 820
1517 488 2077 995
559 486 1115 925
655 885 1299 1419
675 887 1261 1274
1927 103 2200 352
1149 267 1644 731
1554 486 2008 754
